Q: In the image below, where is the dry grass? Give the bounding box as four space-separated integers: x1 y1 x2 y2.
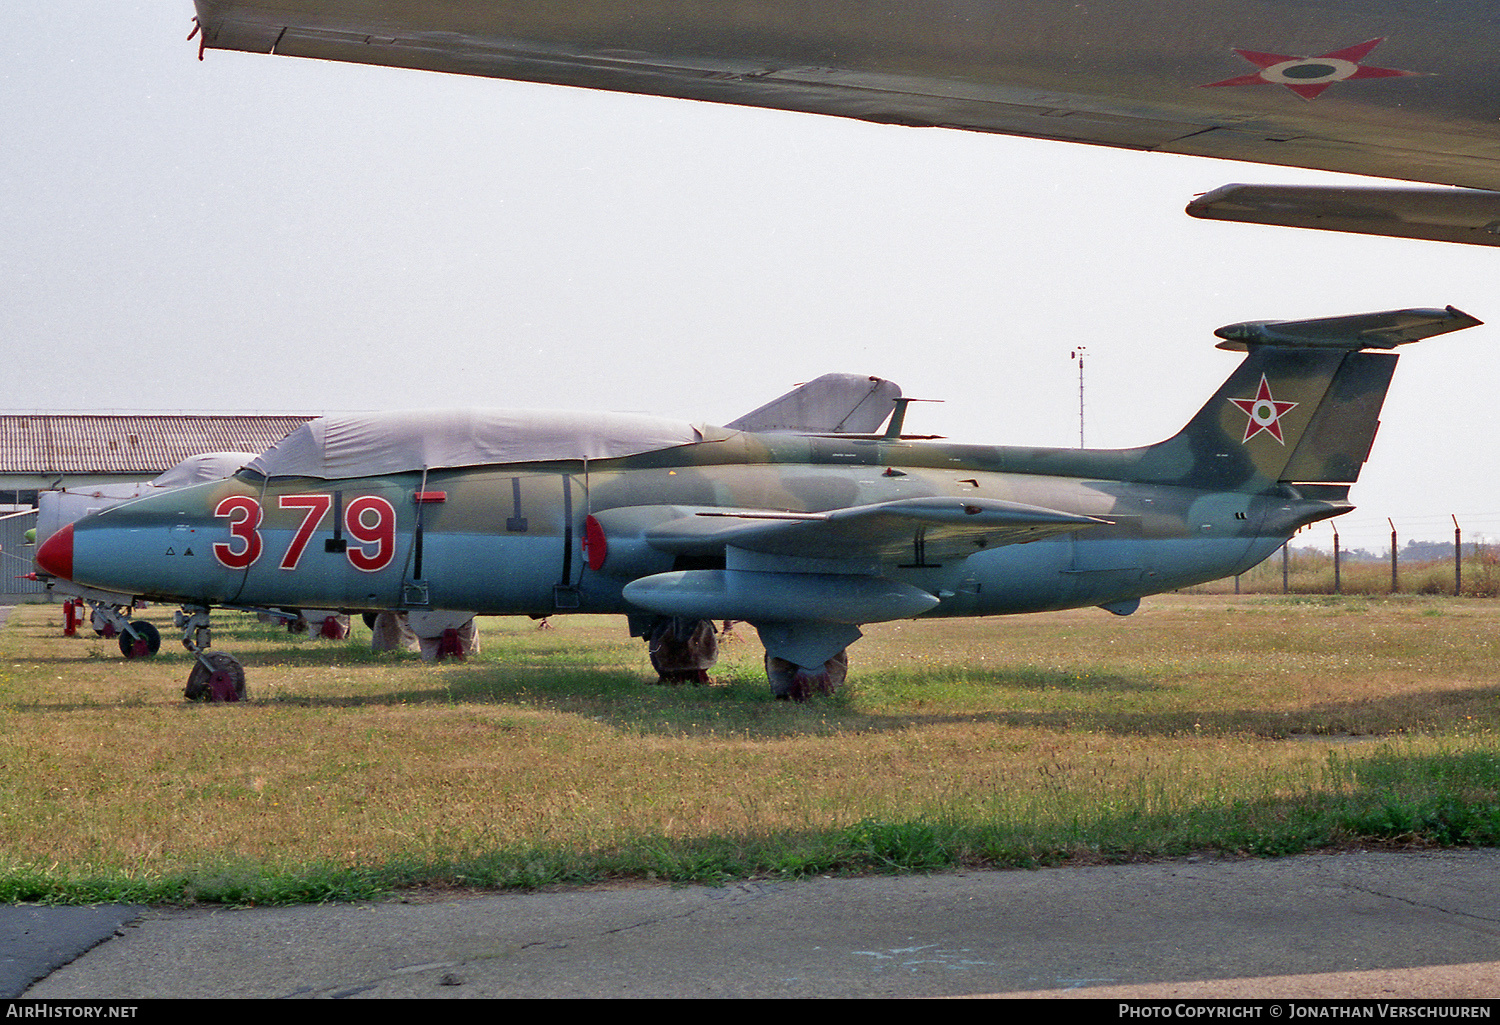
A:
1190 548 1500 597
1 594 1497 901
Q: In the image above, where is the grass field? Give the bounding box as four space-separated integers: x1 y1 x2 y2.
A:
2 595 1497 905
1188 548 1500 598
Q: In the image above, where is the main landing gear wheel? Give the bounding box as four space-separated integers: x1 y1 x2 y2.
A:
118 621 161 659
647 618 718 684
766 650 849 702
184 653 247 703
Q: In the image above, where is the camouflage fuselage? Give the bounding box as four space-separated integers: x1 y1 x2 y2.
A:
61 429 1343 620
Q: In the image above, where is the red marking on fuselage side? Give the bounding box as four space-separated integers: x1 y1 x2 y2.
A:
583 514 608 571
345 495 396 573
279 493 333 570
213 495 264 569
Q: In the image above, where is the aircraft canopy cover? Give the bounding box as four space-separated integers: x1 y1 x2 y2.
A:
246 409 718 479
152 452 261 488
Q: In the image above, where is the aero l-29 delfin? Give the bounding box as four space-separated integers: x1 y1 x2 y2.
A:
34 307 1477 700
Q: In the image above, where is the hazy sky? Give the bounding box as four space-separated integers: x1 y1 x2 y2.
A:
3 3 1496 551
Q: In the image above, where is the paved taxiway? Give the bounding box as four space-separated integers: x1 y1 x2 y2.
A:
9 849 1500 998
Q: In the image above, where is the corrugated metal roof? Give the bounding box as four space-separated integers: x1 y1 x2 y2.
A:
0 416 317 474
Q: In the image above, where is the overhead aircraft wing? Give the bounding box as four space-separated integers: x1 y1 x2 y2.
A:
1187 185 1500 247
194 1 1500 208
593 497 1105 565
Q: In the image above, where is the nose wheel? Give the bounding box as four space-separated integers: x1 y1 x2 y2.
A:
118 620 162 659
69 600 160 658
175 606 246 702
184 652 247 703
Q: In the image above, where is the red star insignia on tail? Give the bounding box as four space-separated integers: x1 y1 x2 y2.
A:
1202 38 1421 100
1230 376 1298 444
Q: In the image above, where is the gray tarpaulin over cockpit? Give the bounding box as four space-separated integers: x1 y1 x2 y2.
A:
245 409 727 480
151 452 261 487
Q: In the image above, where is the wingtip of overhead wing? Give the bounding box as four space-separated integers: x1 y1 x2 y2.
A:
1188 184 1500 248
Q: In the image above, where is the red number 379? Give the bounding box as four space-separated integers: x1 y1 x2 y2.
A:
212 494 396 573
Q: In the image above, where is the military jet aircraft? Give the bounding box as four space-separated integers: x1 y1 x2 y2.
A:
32 452 260 657
188 1 1500 246
34 307 1478 700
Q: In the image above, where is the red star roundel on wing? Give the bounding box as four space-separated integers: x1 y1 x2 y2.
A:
1230 375 1298 444
1202 38 1421 100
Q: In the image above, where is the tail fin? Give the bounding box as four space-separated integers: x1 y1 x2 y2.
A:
727 374 901 434
1134 307 1480 489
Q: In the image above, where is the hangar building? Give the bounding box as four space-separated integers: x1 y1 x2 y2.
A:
0 415 315 599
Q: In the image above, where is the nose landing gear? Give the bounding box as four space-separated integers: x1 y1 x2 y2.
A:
183 651 247 703
118 620 161 659
175 607 246 703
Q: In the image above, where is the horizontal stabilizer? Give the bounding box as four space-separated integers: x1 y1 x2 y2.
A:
595 497 1105 564
1214 307 1481 351
1188 185 1500 248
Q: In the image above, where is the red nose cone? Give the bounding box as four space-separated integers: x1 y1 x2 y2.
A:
36 523 74 581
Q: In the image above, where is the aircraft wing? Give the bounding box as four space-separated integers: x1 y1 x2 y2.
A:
195 1 1500 203
594 497 1105 565
1187 185 1500 247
